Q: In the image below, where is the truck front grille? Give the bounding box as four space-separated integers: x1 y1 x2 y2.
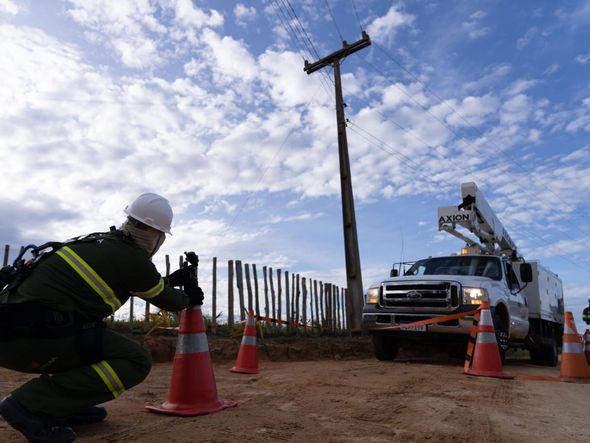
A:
381 281 459 311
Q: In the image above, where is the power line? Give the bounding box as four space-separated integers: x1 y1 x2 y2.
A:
324 0 344 42
270 0 335 99
350 0 363 34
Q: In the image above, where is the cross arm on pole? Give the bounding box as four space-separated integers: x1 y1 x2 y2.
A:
304 31 371 75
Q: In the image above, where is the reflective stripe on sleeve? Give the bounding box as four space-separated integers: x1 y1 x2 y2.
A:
91 360 126 398
130 278 164 299
56 246 121 313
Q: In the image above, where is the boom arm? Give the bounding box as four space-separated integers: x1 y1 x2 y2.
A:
438 182 517 257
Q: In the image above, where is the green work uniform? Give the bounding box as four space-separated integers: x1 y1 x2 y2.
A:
0 231 190 417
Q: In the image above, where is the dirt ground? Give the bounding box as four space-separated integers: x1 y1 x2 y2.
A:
1 336 589 443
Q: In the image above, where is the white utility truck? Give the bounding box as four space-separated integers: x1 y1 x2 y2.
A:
362 182 564 366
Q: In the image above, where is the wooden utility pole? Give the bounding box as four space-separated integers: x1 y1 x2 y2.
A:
304 31 370 332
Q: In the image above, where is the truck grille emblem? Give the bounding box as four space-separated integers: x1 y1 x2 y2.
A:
406 291 422 299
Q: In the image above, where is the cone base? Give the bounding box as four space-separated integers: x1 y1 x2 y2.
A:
145 399 237 416
465 368 514 379
229 366 259 374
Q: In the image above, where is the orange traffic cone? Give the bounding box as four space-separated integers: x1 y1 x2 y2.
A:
584 329 590 365
146 306 237 416
230 311 259 374
560 312 590 380
464 301 513 379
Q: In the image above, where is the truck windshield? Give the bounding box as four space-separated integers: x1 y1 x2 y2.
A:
404 256 502 280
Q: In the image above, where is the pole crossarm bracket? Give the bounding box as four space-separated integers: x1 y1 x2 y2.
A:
304 31 371 75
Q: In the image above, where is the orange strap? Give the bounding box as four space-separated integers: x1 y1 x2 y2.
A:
255 315 313 328
370 307 481 331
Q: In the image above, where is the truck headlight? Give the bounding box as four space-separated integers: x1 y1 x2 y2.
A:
366 287 380 305
463 287 487 305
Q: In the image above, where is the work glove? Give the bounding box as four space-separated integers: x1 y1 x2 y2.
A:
167 266 193 287
185 280 204 307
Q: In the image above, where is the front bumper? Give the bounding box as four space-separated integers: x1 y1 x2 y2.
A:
362 305 481 336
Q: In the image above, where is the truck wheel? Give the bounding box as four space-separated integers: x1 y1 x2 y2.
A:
493 311 508 363
371 334 399 361
539 328 559 367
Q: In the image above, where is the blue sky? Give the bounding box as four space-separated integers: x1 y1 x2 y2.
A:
1 0 590 331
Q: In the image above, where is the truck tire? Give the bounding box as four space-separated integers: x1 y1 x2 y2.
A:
493 311 508 363
371 334 399 361
539 328 559 367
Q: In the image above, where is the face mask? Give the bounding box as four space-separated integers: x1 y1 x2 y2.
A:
120 219 166 258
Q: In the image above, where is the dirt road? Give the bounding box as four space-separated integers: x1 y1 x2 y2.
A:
1 338 589 442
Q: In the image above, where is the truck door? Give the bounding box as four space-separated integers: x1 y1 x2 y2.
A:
504 262 528 333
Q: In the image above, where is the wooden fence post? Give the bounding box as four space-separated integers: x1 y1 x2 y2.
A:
318 280 326 329
228 260 234 330
295 274 300 329
212 257 217 334
245 263 253 313
129 297 134 325
263 266 269 318
336 286 342 330
309 279 314 330
277 269 282 328
291 273 296 325
253 264 260 318
313 280 319 328
285 271 290 331
2 244 9 267
302 277 307 328
235 260 245 321
269 267 276 324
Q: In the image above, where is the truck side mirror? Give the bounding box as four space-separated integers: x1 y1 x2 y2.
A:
390 268 399 278
519 263 533 283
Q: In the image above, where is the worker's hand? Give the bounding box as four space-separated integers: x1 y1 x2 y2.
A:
185 280 204 307
167 266 193 287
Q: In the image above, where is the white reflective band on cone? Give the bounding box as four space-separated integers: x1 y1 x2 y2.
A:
246 316 255 326
476 332 497 344
479 309 493 326
176 333 209 354
563 342 584 354
241 336 256 346
565 323 577 334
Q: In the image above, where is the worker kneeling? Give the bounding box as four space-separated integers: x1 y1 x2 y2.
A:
0 193 203 443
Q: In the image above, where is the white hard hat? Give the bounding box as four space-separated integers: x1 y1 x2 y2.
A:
124 193 173 234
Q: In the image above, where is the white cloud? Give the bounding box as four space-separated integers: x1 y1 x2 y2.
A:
366 5 414 44
444 94 500 127
463 10 490 40
170 0 223 29
543 64 560 75
516 27 537 49
201 28 257 83
464 64 511 92
234 3 256 27
575 52 590 64
506 79 539 96
65 0 224 69
0 0 19 15
269 212 324 224
259 49 325 108
499 94 531 125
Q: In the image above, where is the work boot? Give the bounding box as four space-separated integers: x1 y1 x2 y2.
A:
0 395 76 443
59 405 107 425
